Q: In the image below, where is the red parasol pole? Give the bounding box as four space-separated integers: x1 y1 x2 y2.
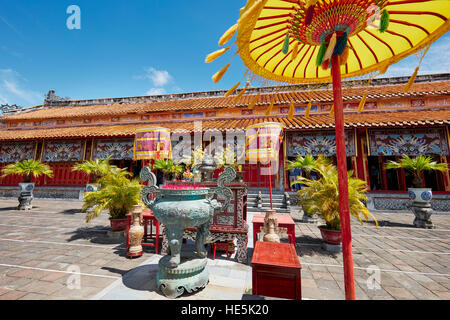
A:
331 54 356 300
268 163 273 210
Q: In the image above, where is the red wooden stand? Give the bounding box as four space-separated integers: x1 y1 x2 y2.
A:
251 241 302 300
251 214 296 245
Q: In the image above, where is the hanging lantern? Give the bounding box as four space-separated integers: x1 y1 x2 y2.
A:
133 127 172 160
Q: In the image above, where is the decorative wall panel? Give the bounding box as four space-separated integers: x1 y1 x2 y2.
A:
42 140 84 162
287 130 355 157
0 141 36 163
92 138 134 160
368 128 449 156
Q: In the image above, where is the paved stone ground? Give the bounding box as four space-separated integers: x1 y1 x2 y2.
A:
0 198 448 300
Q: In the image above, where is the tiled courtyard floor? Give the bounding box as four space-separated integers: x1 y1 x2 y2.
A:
0 198 448 300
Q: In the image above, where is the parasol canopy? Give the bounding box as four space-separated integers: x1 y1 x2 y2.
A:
235 0 449 84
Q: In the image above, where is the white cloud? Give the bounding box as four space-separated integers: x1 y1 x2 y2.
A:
0 69 43 106
143 67 172 87
146 87 166 96
383 35 450 77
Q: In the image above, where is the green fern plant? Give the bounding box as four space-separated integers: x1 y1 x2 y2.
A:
385 155 448 188
81 173 143 222
295 162 378 230
1 159 53 183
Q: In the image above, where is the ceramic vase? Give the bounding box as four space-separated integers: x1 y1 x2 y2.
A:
128 205 144 256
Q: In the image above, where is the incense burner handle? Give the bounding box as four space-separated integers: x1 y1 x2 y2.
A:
207 166 236 212
140 167 160 208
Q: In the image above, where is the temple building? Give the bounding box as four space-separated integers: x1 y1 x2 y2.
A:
0 73 449 211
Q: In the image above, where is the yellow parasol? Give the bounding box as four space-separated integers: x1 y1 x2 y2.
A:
206 0 450 300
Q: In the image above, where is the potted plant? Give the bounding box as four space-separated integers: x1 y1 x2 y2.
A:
385 155 448 203
72 156 120 192
296 162 378 245
81 169 143 232
287 155 329 222
153 159 183 183
1 159 53 210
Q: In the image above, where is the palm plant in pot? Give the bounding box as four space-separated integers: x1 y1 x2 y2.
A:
72 156 121 192
81 169 144 231
385 155 448 203
287 155 330 223
1 159 53 210
296 162 378 245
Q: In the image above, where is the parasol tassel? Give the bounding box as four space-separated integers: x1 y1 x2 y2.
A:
248 92 261 109
379 9 390 33
333 32 348 56
404 66 419 92
340 47 350 66
232 87 247 102
316 42 327 66
291 41 299 61
219 24 238 46
379 62 390 75
322 59 329 70
288 101 295 119
357 94 368 112
305 5 315 26
212 63 230 83
305 101 312 118
265 97 274 116
205 46 230 63
282 32 290 54
323 32 337 62
329 104 334 116
238 0 264 26
224 81 241 97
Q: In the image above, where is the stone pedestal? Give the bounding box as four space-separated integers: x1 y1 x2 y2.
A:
322 242 342 253
18 183 35 210
157 252 208 298
302 211 318 224
410 201 434 229
18 192 33 210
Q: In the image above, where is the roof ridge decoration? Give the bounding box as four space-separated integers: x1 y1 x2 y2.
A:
1 73 449 118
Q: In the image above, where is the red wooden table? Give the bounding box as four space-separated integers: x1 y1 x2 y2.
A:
252 214 295 245
126 209 160 257
251 241 302 300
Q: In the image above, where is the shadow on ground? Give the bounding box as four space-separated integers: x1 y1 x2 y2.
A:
295 234 340 258
61 208 82 215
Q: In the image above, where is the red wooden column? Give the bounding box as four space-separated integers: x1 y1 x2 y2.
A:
331 54 356 300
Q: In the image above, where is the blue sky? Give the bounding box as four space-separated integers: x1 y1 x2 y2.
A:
0 0 449 108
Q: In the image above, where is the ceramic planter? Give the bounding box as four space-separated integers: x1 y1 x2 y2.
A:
408 188 432 203
85 184 98 192
318 225 342 245
109 218 128 232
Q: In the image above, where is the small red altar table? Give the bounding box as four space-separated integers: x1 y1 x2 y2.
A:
126 209 160 257
252 214 295 245
251 241 302 300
